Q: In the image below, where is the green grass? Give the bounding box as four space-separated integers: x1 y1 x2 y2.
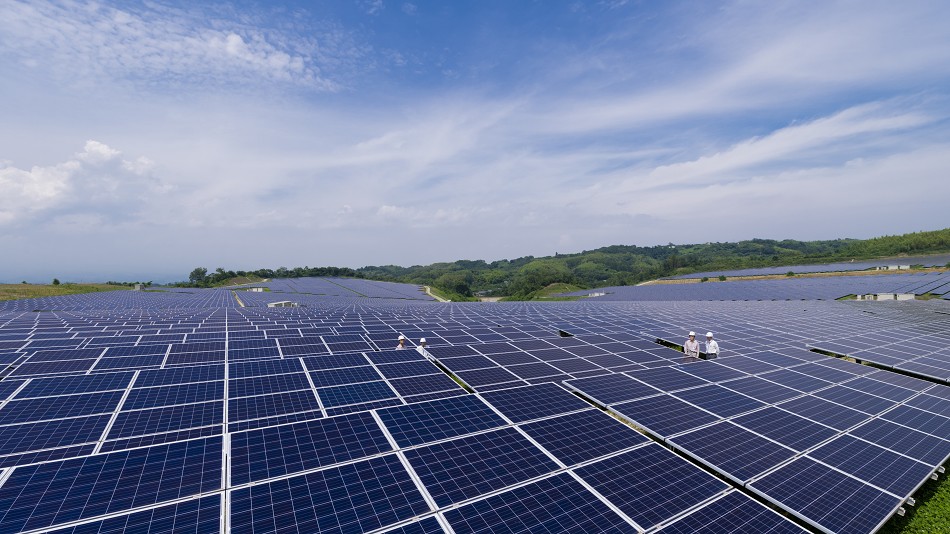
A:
879 464 950 534
0 283 129 301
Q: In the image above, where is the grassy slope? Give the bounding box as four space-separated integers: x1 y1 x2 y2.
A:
0 283 129 301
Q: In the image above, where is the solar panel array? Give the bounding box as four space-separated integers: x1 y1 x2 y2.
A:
0 278 949 533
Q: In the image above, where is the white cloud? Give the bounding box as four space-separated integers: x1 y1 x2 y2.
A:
0 0 364 91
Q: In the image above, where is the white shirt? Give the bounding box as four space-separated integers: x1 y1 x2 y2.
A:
684 339 700 357
705 339 719 355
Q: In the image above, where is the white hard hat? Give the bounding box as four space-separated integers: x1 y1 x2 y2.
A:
419 337 426 342
706 332 714 337
688 331 695 336
398 334 406 340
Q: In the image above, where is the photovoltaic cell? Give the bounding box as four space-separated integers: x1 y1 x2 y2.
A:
720 377 801 404
15 372 134 398
849 418 950 466
135 365 225 387
733 407 837 451
0 414 111 456
626 367 710 392
807 434 935 497
108 401 224 439
563 373 661 406
668 421 796 483
521 409 649 465
123 381 224 410
387 374 463 397
777 395 870 431
380 516 445 534
228 390 321 422
575 443 728 530
228 373 311 398
480 383 591 423
612 394 720 437
749 457 901 534
444 472 636 534
655 490 807 534
672 385 765 418
230 410 392 485
0 390 124 426
229 454 429 534
46 495 221 534
377 395 506 447
0 437 222 532
404 427 559 507
318 380 398 408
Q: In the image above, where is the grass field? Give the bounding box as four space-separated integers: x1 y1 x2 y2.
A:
879 466 950 534
0 283 130 301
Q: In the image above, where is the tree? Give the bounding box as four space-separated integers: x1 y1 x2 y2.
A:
189 267 208 285
52 278 60 285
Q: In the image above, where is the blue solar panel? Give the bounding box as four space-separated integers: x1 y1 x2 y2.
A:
45 495 221 534
749 457 902 534
655 490 808 533
676 361 749 383
101 426 220 454
444 472 636 533
732 407 837 451
0 437 222 532
849 418 950 466
378 395 505 447
672 385 765 417
136 365 225 387
612 394 720 437
759 369 832 393
228 372 311 398
375 361 441 379
811 385 897 415
0 390 124 426
318 381 398 409
15 372 134 398
0 414 111 456
575 443 728 530
720 376 801 404
563 373 661 406
301 353 369 370
108 401 223 438
0 379 25 402
626 367 710 392
668 421 796 483
228 390 321 422
388 374 464 397
123 381 224 409
808 434 935 497
777 395 870 431
480 383 591 423
404 427 559 507
838 376 916 402
229 454 429 534
905 393 950 417
382 516 446 534
521 409 649 465
455 367 522 388
230 410 392 485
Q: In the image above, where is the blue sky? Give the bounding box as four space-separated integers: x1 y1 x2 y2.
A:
1 1 949 282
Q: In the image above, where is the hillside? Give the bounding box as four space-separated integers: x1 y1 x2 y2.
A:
180 228 950 300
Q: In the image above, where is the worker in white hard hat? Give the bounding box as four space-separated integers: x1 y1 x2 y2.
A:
704 332 719 359
396 334 407 350
684 331 700 358
419 337 428 349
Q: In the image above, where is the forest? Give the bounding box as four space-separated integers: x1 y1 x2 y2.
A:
181 228 950 300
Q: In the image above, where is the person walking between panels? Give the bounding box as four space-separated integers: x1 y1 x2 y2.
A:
704 332 720 359
684 331 700 358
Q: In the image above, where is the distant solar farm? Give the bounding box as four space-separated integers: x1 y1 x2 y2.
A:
1 271 949 533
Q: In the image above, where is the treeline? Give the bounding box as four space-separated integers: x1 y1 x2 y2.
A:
178 228 950 299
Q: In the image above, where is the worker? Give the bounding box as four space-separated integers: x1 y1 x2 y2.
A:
684 331 700 358
704 332 719 359
419 337 427 349
396 334 407 350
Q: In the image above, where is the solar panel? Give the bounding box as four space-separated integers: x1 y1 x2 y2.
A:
732 407 838 451
387 374 464 397
626 367 710 392
227 390 321 422
377 395 506 447
0 390 125 426
563 373 661 406
45 495 221 534
443 473 637 533
807 434 935 497
520 409 649 465
668 421 797 483
849 418 950 466
612 394 720 437
317 381 397 408
229 454 431 534
230 410 392 485
749 457 902 534
0 437 222 532
124 381 224 409
654 490 808 533
480 383 591 423
672 384 765 417
776 395 870 431
574 443 729 530
720 376 802 404
109 401 223 438
14 371 134 398
0 414 111 456
308 366 383 387
403 427 560 507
